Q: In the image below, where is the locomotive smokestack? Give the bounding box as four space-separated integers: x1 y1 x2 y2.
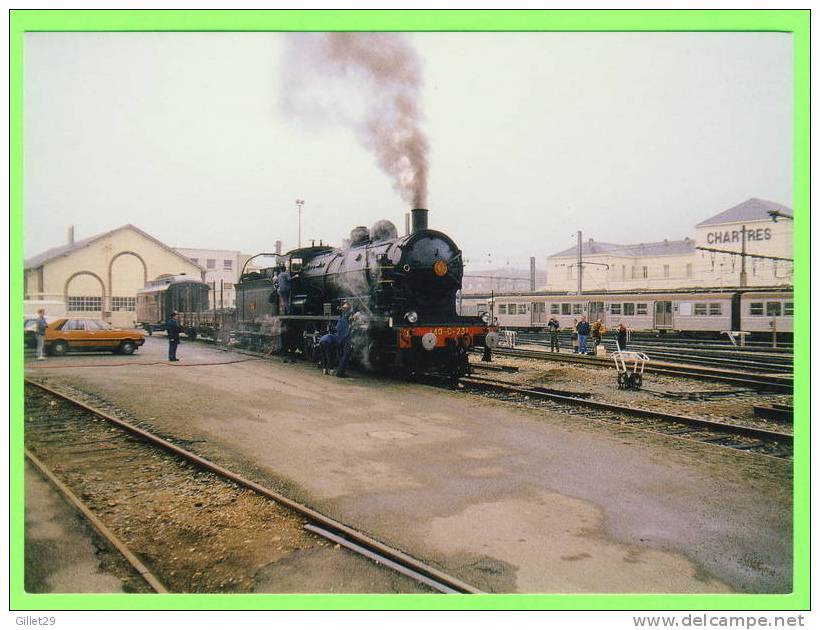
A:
411 208 428 234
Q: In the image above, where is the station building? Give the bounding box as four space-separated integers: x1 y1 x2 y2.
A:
24 225 204 328
545 198 793 292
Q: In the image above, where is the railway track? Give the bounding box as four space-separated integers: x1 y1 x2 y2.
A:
460 375 793 459
518 332 793 353
24 378 481 594
517 336 793 373
485 346 793 392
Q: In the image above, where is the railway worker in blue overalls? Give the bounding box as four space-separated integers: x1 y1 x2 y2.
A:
166 311 182 362
576 316 591 355
334 302 354 378
317 302 353 376
276 267 292 315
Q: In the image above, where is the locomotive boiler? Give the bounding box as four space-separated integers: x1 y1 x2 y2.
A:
237 208 498 380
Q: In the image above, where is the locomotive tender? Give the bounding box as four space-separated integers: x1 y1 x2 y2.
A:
237 208 498 380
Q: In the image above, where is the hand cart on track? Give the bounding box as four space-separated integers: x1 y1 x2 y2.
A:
611 350 649 390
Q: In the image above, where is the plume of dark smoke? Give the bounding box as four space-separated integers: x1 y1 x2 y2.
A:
282 33 429 207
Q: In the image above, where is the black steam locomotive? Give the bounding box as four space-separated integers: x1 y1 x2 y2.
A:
236 208 498 380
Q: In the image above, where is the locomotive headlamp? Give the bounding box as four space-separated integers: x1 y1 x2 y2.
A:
421 332 438 351
433 259 448 277
405 311 419 324
481 312 491 324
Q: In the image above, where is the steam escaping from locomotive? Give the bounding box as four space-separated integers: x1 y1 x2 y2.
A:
282 33 429 207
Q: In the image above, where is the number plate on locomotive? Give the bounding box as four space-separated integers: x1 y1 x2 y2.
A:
431 327 469 336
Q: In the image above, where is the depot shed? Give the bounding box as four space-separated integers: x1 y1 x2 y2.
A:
24 225 204 328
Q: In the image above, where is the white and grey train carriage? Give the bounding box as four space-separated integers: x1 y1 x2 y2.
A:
458 288 793 336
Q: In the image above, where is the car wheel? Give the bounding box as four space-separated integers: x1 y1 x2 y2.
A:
119 340 136 355
51 340 68 356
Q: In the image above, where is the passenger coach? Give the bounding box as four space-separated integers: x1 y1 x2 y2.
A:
135 274 211 337
459 288 793 337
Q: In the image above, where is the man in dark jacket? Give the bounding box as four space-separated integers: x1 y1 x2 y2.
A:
576 316 591 354
616 323 628 351
547 316 561 352
334 303 354 378
166 311 182 362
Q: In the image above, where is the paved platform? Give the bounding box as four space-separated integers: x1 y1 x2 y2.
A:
24 462 127 593
24 337 793 593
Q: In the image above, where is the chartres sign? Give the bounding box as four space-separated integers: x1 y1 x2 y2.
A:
706 226 772 245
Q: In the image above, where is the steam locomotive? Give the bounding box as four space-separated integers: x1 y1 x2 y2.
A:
236 208 498 380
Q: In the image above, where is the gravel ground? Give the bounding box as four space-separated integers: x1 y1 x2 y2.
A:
24 386 431 594
474 355 793 435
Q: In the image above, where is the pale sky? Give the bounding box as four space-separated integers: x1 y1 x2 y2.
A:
24 32 792 270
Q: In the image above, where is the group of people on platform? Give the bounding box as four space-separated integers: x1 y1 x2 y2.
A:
545 315 628 354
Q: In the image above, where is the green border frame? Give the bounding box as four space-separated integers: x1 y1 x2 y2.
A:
10 9 809 611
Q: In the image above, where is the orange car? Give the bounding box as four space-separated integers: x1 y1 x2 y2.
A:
45 318 145 356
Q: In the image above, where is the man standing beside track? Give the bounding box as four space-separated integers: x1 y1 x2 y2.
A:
591 318 606 352
547 316 561 352
166 311 181 362
617 322 628 351
576 316 591 355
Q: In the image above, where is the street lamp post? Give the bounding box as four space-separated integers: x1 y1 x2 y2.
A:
296 199 305 248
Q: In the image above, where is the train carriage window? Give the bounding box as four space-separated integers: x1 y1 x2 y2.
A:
694 303 707 316
766 302 782 317
708 303 722 316
636 303 648 315
572 304 583 315
785 302 794 316
499 304 507 315
623 303 635 316
561 303 571 315
65 319 86 331
506 304 516 314
610 303 621 315
550 304 560 315
749 302 764 316
518 304 527 315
